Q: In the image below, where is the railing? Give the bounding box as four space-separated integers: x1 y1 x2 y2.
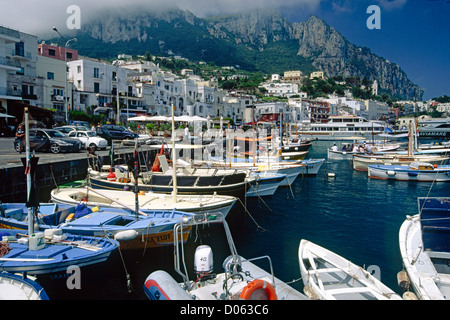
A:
0 56 21 68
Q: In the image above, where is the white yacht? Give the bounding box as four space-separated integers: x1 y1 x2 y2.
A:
418 117 450 138
297 115 386 140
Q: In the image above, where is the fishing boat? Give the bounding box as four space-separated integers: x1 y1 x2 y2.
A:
355 122 450 171
0 108 118 275
353 153 449 172
398 197 450 300
246 172 286 197
0 272 49 300
368 162 450 182
327 140 400 161
0 202 194 250
50 187 237 218
0 228 118 275
207 158 324 186
89 161 248 199
298 239 402 300
143 213 309 300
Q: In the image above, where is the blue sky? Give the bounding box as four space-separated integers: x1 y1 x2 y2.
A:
281 0 450 100
1 0 448 100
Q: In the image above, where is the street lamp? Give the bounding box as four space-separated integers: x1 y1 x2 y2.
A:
52 27 77 124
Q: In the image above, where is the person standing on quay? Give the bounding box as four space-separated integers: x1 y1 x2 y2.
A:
15 123 25 153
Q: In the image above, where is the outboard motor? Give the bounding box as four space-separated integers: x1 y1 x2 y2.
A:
194 245 214 279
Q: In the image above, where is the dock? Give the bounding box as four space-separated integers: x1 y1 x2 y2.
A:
0 137 158 202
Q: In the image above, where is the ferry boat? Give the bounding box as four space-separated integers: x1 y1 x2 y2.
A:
296 115 386 141
417 117 450 138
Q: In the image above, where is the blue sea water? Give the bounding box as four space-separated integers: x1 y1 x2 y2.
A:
37 140 449 300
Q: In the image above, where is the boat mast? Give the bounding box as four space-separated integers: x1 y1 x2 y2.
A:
171 103 177 203
252 105 255 167
24 108 33 236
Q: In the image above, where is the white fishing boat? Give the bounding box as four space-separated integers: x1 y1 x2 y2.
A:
143 213 309 300
353 153 449 172
0 272 49 300
299 239 402 300
327 141 400 160
398 197 450 300
50 187 237 218
368 162 450 182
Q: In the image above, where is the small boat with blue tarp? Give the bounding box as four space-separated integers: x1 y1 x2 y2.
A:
0 202 194 250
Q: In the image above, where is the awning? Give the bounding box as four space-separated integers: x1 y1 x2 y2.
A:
0 113 15 118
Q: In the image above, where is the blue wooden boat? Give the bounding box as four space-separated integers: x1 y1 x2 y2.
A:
0 228 118 275
0 202 194 250
0 272 49 300
368 162 450 182
0 109 119 277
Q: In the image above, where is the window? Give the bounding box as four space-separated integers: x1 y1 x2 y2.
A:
48 49 56 56
77 80 81 89
94 68 99 78
66 52 72 59
15 42 24 57
94 82 100 93
47 72 54 80
77 66 81 73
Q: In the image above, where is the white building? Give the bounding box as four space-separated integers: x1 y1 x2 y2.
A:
68 58 130 121
5 29 40 107
36 55 66 119
0 26 22 115
260 82 300 98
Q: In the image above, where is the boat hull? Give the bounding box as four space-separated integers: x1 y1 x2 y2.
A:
50 188 237 218
246 173 285 197
0 272 49 300
89 174 248 200
299 239 401 300
0 203 193 250
368 164 450 182
0 229 118 275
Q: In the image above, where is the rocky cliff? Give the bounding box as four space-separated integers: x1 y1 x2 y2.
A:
63 7 423 100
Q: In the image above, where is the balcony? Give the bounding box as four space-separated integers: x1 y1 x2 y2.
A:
0 56 21 71
11 49 32 61
0 86 22 100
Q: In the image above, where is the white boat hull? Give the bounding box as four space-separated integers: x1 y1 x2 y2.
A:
299 239 402 300
50 188 237 217
246 173 285 197
399 215 450 300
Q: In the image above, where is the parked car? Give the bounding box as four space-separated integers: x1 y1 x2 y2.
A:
69 120 90 130
14 129 84 154
100 124 137 140
53 126 79 136
95 126 113 146
68 130 108 151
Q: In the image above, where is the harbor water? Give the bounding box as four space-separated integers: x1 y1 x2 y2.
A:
36 140 449 300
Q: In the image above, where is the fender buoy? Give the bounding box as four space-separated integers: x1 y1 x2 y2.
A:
239 279 277 300
107 168 116 181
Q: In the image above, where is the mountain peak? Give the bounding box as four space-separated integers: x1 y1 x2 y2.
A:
60 7 422 100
